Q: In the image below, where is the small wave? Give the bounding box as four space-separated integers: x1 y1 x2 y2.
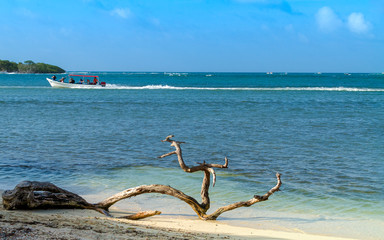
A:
163 72 188 76
122 72 161 75
263 87 384 92
104 85 384 92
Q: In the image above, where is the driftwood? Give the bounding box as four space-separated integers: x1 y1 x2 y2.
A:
2 135 282 220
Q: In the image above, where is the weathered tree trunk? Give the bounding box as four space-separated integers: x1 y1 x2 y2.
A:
2 181 92 210
1 181 113 217
2 135 282 221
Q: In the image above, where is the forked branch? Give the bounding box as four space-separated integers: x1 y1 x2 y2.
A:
204 173 282 220
158 135 228 186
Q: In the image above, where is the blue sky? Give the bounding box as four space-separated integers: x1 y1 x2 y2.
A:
0 0 383 72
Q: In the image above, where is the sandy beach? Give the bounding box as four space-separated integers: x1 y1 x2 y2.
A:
0 197 356 240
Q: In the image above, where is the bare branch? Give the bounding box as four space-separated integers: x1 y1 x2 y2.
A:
158 135 228 180
256 172 282 201
95 184 208 218
204 173 282 220
157 151 176 158
207 168 216 187
161 135 175 142
204 157 229 168
118 211 161 220
94 208 113 217
161 135 185 144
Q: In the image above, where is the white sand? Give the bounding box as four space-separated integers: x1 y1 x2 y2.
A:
0 204 357 240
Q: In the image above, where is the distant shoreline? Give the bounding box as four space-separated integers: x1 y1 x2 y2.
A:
1 70 384 75
0 59 65 74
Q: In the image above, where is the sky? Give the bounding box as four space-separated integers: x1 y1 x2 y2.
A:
0 0 383 72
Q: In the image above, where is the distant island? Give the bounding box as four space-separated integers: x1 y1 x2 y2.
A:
0 59 65 73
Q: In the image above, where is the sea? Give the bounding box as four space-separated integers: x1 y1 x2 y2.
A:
0 72 383 239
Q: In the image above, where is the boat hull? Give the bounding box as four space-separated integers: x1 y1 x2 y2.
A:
46 78 105 88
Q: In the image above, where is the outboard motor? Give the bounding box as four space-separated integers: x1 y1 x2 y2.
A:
100 82 106 87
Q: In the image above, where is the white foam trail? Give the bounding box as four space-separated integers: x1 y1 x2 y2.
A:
104 84 384 92
0 85 383 92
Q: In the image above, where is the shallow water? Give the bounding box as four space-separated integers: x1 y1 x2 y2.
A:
1 72 383 239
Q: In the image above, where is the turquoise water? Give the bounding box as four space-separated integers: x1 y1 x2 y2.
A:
1 72 383 239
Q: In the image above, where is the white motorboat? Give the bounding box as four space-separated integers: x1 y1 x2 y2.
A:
47 74 106 88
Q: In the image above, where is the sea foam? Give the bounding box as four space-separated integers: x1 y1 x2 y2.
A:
104 84 384 92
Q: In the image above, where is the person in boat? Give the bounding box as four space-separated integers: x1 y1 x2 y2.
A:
86 79 90 85
52 75 57 81
59 77 66 82
69 77 75 84
78 79 84 84
93 77 98 85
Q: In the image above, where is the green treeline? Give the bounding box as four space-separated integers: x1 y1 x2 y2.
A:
0 59 65 73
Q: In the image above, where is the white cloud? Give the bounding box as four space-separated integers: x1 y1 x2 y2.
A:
110 8 131 19
347 12 371 34
315 7 372 35
315 7 342 32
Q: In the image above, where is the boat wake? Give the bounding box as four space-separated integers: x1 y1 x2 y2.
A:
1 85 383 92
104 84 384 92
